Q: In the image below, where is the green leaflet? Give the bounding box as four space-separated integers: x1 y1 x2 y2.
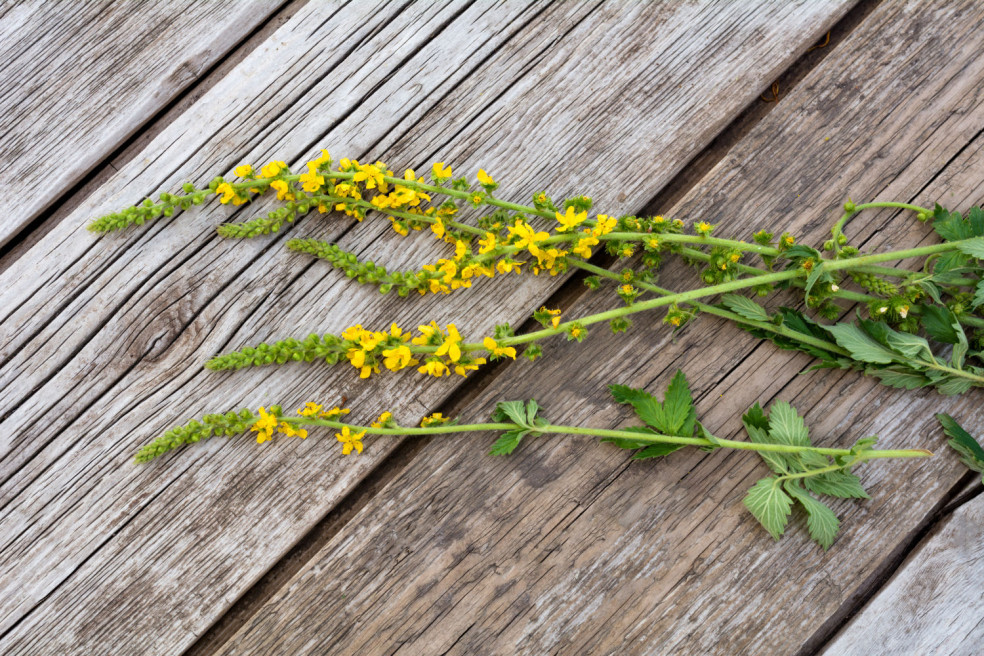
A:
784 482 840 551
956 237 984 259
743 478 793 541
720 293 769 322
974 280 984 310
489 429 528 456
489 399 546 455
936 413 984 483
606 369 697 460
802 470 869 499
920 305 960 344
826 322 896 364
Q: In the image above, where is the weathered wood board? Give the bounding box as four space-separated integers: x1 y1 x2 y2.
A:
822 490 984 656
210 2 984 654
0 0 285 249
0 1 854 654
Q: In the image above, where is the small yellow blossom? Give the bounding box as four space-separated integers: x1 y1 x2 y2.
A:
508 221 550 256
477 169 495 186
335 426 365 455
420 412 450 427
483 336 516 359
270 179 294 201
478 232 497 254
297 402 323 417
432 161 452 179
382 344 416 371
418 358 450 377
555 207 588 232
353 162 387 190
320 406 351 420
434 324 463 362
539 306 562 328
299 162 325 192
371 412 394 429
496 258 522 275
782 234 795 247
277 421 308 439
695 221 713 236
215 182 237 205
251 407 278 444
454 357 486 376
592 214 617 237
646 236 659 250
260 161 287 178
234 164 253 178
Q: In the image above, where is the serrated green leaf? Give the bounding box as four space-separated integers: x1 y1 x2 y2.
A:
489 428 528 455
492 400 527 426
884 330 933 361
743 421 789 475
609 384 666 432
932 251 972 280
956 237 984 259
936 413 984 478
920 305 960 344
803 470 869 499
826 322 897 364
743 477 793 541
850 436 879 453
933 208 974 241
721 294 769 321
973 280 984 310
918 280 943 305
696 422 723 451
525 399 540 426
868 367 932 389
768 401 810 447
785 482 840 551
742 402 770 432
803 262 826 296
968 206 984 235
663 369 696 436
632 443 685 460
934 375 974 396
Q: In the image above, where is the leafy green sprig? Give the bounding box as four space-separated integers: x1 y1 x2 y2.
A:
135 370 930 550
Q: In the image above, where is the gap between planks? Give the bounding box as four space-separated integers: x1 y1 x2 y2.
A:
183 3 880 654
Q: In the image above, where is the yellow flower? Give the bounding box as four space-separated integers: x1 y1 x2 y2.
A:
418 358 450 377
496 258 522 275
477 232 497 254
483 336 517 359
270 179 294 201
555 207 588 232
382 344 415 371
277 421 308 439
353 163 386 190
251 407 278 444
335 426 366 455
431 216 447 240
260 160 287 178
215 182 237 205
568 324 585 340
299 162 325 192
297 402 323 417
320 406 351 420
646 236 659 250
572 235 598 258
420 412 449 427
782 234 796 247
592 214 617 237
540 306 562 328
432 161 452 179
695 221 713 236
477 169 495 186
454 357 485 376
371 412 393 429
729 252 741 263
412 321 444 345
454 240 469 261
309 149 331 168
508 221 550 256
234 164 253 178
434 323 463 362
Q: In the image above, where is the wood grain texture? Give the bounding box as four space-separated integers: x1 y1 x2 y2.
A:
0 0 285 250
210 2 984 654
821 491 984 656
0 1 853 654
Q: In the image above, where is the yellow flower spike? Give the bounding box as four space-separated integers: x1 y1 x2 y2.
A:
483 336 517 360
371 411 394 429
234 164 253 178
297 402 323 417
420 412 449 427
477 169 495 186
250 407 278 444
432 161 452 179
335 426 365 455
418 358 450 377
260 161 287 178
555 207 588 232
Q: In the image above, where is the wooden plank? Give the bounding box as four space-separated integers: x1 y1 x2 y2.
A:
207 2 984 654
821 490 984 656
0 0 286 250
0 1 853 653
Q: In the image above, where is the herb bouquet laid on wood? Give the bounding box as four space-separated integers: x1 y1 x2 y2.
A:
89 151 984 549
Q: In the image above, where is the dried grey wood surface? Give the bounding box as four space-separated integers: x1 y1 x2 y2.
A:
0 1 853 654
822 490 984 656
212 2 984 654
0 0 283 249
